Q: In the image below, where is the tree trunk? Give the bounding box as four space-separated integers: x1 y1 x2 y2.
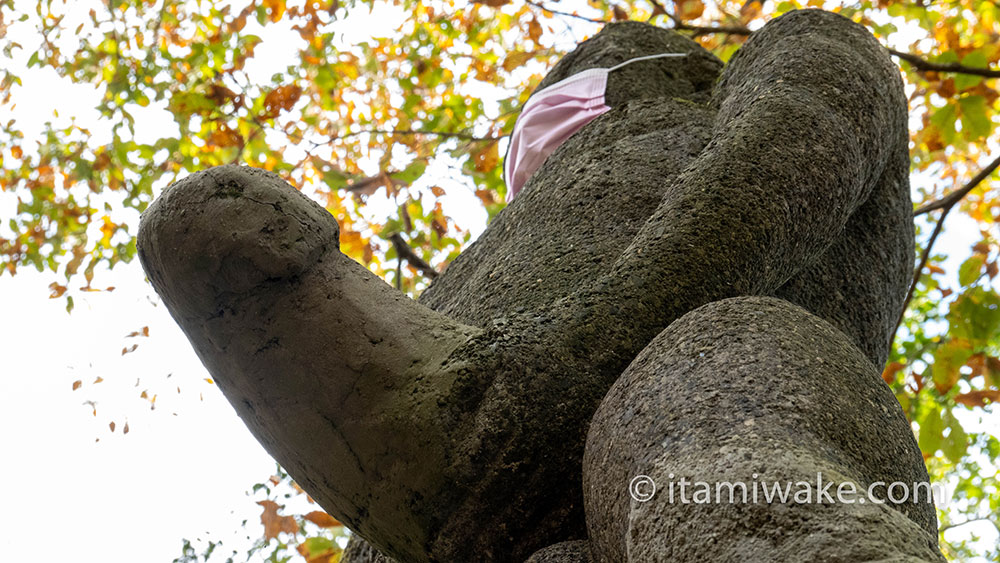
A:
137 9 943 562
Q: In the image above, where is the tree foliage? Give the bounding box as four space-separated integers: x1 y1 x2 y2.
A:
1 0 998 560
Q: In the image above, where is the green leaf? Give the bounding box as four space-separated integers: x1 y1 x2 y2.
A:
958 254 985 286
942 411 969 463
958 95 992 140
929 103 958 145
393 159 427 185
954 51 988 91
918 406 944 455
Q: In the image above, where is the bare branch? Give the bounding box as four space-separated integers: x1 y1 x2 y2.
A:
914 153 1000 215
525 0 609 24
887 48 1000 78
939 516 1000 534
664 16 1000 78
389 233 439 279
335 129 503 143
893 152 1000 344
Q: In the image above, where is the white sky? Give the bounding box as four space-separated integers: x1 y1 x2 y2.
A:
0 0 998 561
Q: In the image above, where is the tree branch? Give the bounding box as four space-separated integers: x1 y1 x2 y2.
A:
892 152 1000 344
939 516 1000 534
388 233 439 279
914 153 1000 215
887 48 1000 78
336 129 503 142
662 16 1000 77
524 0 608 24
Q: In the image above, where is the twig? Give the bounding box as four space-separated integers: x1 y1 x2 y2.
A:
334 129 502 143
388 233 439 279
892 152 1000 344
914 154 1000 215
663 16 1000 77
887 48 1000 78
524 0 608 24
939 516 1000 534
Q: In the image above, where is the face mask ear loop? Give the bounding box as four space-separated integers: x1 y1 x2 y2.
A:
607 52 688 72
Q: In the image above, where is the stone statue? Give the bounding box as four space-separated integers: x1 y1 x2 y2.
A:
137 9 944 562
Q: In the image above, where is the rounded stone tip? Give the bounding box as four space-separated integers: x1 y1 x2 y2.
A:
137 165 339 318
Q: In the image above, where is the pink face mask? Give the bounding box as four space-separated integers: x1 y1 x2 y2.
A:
504 52 688 202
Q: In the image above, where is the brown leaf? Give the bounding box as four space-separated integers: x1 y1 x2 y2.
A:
472 0 511 6
303 510 342 528
122 344 138 355
954 390 1000 408
430 186 446 197
988 261 998 279
109 421 116 432
527 17 543 43
612 5 628 20
208 123 243 148
123 422 130 434
881 361 905 384
474 189 496 206
472 141 499 173
258 500 299 540
262 84 303 119
72 380 82 391
927 264 945 275
49 282 68 299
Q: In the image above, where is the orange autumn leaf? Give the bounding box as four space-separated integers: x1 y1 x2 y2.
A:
303 510 342 528
258 500 299 540
677 0 705 20
72 380 82 391
262 84 303 118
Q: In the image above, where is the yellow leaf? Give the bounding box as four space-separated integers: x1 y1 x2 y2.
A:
99 216 116 248
205 378 214 384
502 51 533 72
